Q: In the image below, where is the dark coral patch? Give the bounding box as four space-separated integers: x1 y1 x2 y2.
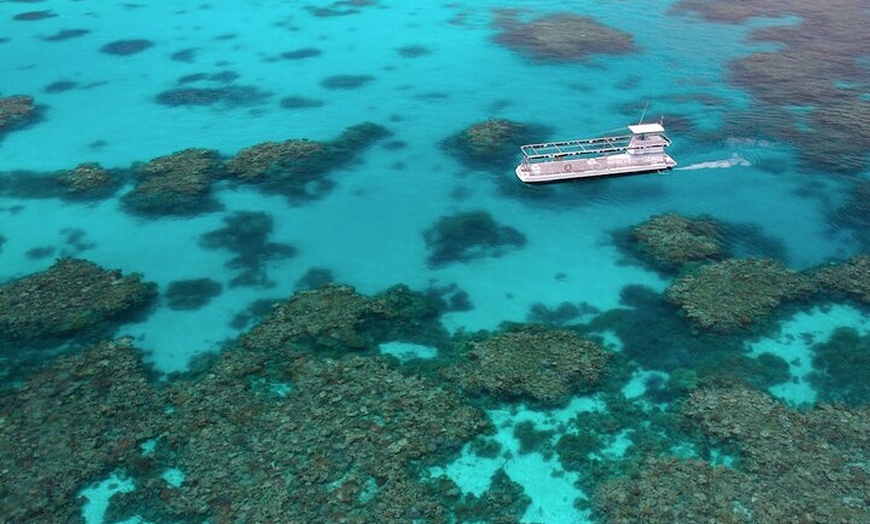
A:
13 10 56 21
100 39 154 56
492 12 636 63
320 74 374 89
177 71 239 85
422 210 526 268
26 246 55 260
808 327 870 406
165 278 223 310
279 95 325 109
44 80 77 93
41 28 89 41
281 47 322 60
155 85 271 108
199 211 297 288
397 44 431 58
156 71 268 108
170 47 198 62
294 267 335 290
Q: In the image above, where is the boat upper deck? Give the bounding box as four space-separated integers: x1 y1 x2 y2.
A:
520 134 632 163
519 124 671 164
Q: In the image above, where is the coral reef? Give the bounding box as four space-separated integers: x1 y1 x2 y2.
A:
626 213 724 271
199 211 297 287
808 327 870 406
673 0 870 173
593 457 753 523
585 285 791 392
227 139 331 182
593 386 869 523
54 162 120 199
0 258 156 344
454 469 531 524
165 278 223 310
666 258 816 332
0 338 165 524
239 283 451 356
450 326 610 406
422 210 526 268
492 12 636 63
441 118 545 170
1 330 489 523
106 353 486 524
226 122 388 201
239 283 389 352
122 148 225 215
810 254 870 304
0 94 38 135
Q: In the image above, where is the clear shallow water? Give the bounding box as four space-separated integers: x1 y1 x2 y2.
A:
1 1 868 523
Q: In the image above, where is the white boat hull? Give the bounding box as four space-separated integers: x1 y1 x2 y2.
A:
515 152 676 183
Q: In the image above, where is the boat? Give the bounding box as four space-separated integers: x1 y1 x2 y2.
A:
514 122 677 183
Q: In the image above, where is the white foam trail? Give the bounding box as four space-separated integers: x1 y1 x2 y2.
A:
675 153 750 171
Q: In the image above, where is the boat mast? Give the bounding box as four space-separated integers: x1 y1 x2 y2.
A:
638 103 649 125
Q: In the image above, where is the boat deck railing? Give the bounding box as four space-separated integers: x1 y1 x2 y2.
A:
519 134 633 163
519 133 672 164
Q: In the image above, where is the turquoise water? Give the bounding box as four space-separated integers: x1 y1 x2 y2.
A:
1 1 868 523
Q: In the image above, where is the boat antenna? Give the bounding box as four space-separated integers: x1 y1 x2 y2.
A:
638 103 649 125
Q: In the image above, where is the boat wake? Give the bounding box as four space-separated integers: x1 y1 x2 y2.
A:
675 153 750 171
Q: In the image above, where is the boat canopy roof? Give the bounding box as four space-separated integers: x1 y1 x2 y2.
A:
628 123 665 134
